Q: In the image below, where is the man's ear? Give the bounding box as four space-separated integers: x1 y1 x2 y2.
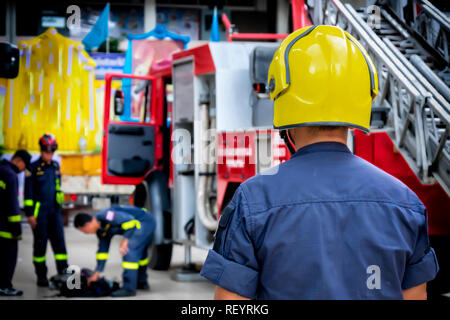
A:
287 129 296 145
280 130 296 155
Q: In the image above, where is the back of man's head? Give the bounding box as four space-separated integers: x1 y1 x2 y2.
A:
74 213 93 228
12 149 31 171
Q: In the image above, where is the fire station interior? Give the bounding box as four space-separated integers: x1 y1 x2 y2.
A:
0 0 449 301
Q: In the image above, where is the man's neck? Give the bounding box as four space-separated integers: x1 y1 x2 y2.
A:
289 127 348 151
93 218 101 232
294 136 347 151
40 157 52 165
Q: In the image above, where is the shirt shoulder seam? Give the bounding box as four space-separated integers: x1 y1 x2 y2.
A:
249 199 425 216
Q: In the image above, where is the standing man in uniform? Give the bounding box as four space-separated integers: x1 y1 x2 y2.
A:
0 150 31 296
74 205 156 297
200 25 439 299
24 134 68 287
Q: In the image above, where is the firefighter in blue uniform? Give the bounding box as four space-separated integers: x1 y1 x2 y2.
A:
200 26 439 299
74 205 156 297
24 134 68 286
0 150 31 296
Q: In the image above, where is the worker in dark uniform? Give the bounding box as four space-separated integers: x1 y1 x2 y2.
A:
0 150 31 296
74 205 156 297
24 134 68 286
200 25 439 299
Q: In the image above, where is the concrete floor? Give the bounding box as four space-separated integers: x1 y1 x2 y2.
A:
3 218 216 300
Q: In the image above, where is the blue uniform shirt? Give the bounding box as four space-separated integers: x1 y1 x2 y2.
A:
24 158 61 217
200 142 439 299
94 205 155 272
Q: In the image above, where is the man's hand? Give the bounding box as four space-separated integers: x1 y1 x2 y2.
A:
119 239 129 256
27 216 37 229
87 271 99 286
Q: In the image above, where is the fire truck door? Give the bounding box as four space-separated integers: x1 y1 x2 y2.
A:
102 73 158 185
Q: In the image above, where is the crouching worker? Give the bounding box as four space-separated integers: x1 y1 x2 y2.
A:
74 205 155 297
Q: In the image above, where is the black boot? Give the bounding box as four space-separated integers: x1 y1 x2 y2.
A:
34 262 48 287
56 260 69 275
37 278 49 287
0 288 23 296
137 282 150 290
111 288 136 297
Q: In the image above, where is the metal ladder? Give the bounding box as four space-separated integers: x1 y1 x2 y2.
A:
359 2 450 102
308 0 450 194
401 0 449 68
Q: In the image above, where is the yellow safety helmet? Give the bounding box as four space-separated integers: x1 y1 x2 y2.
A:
267 25 378 133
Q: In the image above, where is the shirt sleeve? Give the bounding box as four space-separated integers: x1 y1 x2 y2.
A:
24 169 35 217
119 211 141 239
401 208 439 290
55 163 64 205
55 162 61 190
98 208 138 239
96 236 111 272
5 174 21 238
200 187 259 299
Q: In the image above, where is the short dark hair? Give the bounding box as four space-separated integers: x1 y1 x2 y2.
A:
306 125 348 133
74 213 93 228
12 149 31 168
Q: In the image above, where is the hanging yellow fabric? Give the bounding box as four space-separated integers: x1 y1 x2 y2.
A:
2 28 99 153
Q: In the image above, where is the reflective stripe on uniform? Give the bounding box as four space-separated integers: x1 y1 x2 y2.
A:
24 199 34 206
55 254 68 261
0 231 13 239
56 192 64 205
122 261 139 270
139 258 149 266
34 201 41 218
8 215 22 222
96 253 109 260
55 178 61 191
121 220 141 230
0 180 5 190
0 231 22 240
33 255 46 263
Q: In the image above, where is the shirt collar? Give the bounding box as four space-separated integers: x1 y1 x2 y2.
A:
38 157 50 167
291 142 351 159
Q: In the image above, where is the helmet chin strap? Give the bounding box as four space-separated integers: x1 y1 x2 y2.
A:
279 130 296 155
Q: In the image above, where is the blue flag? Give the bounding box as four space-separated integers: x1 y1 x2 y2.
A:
82 4 110 51
210 7 220 42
